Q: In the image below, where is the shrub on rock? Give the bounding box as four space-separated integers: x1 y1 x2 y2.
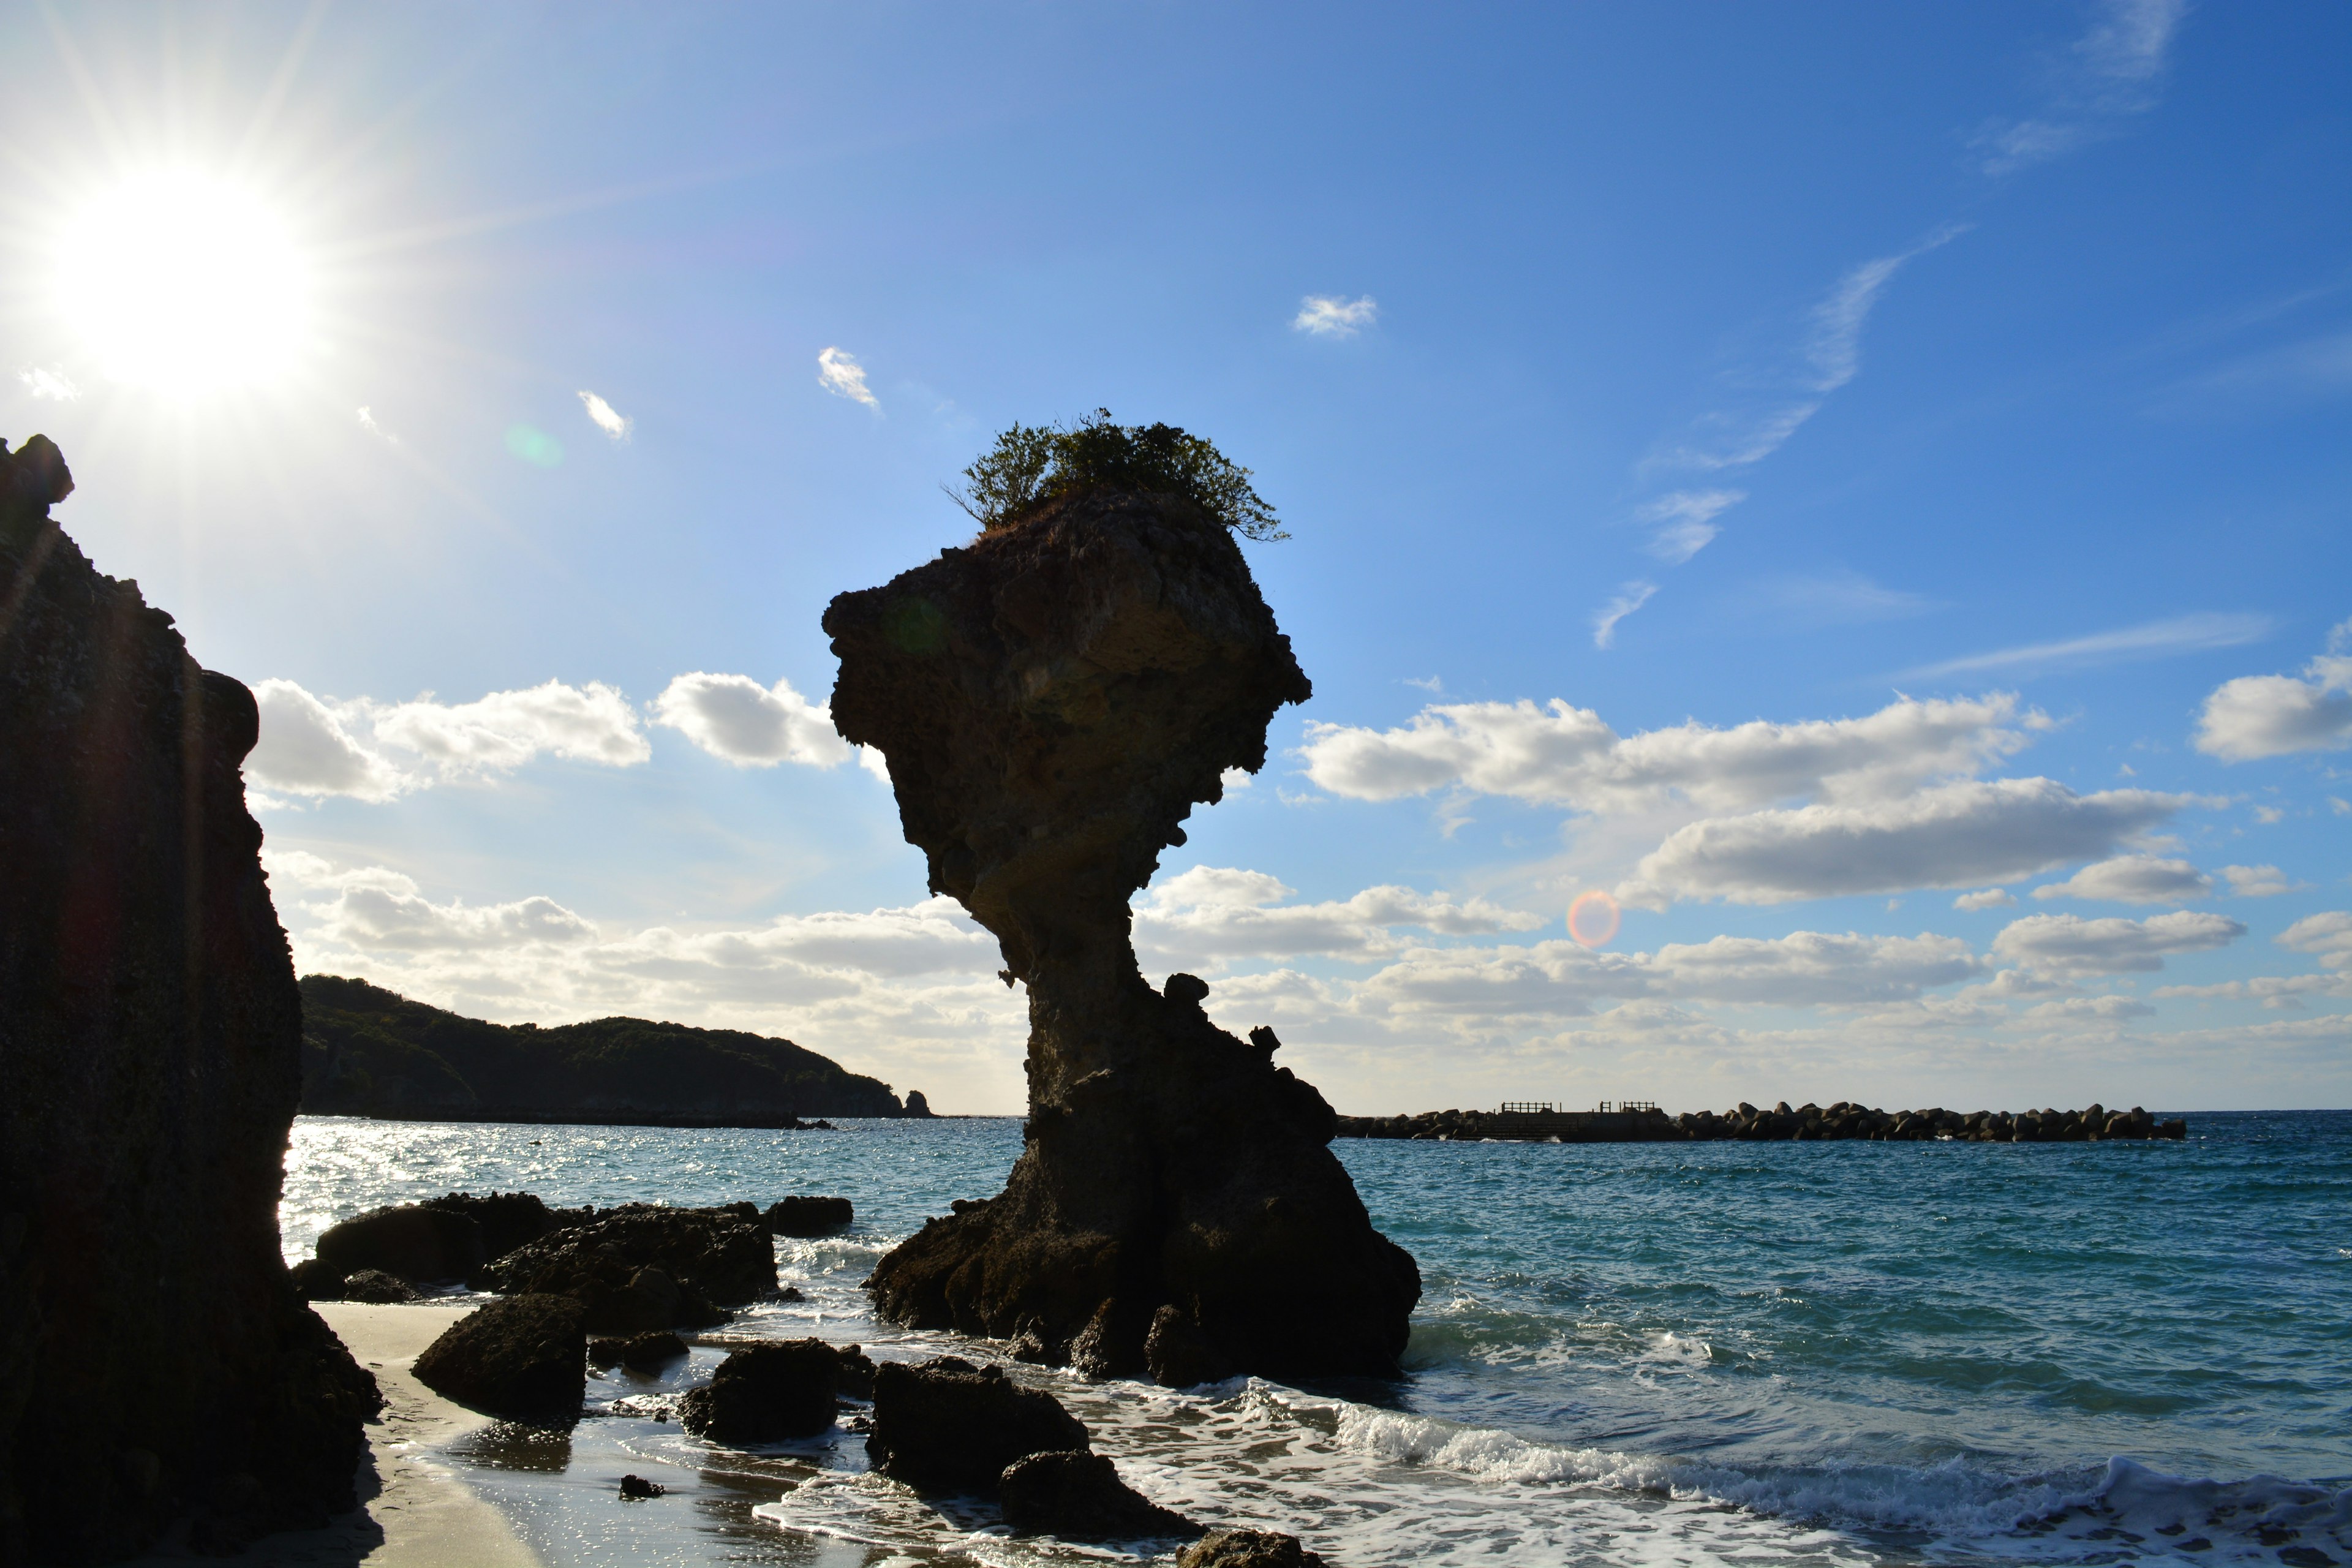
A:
1179 1528 1329 1568
867 1357 1089 1490
677 1341 839 1443
1000 1450 1194 1539
412 1294 587 1425
764 1196 854 1236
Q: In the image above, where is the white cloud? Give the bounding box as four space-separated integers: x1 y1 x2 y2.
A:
248 679 415 802
817 347 879 409
1302 692 2034 815
578 390 630 440
2220 864 2301 898
1755 571 1932 626
369 680 650 772
1638 490 1743 564
2154 973 2352 1009
2194 631 2352 760
1979 0 2187 175
1649 930 1985 1006
1592 581 1657 649
2019 994 2155 1022
20 366 80 401
651 672 851 769
1292 295 1378 337
1134 866 1545 968
268 852 597 952
2332 797 2351 816
1990 909 2245 976
2031 854 2211 905
355 406 399 444
2277 910 2352 971
1896 612 2271 683
249 678 652 800
1621 779 2195 907
1953 888 2017 911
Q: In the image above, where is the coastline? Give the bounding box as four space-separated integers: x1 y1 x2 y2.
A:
124 1302 539 1567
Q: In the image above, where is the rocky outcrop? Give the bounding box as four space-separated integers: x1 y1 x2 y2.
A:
828 489 1419 1381
1180 1528 1330 1568
865 1357 1090 1491
764 1195 854 1236
314 1202 486 1285
475 1204 775 1326
0 437 380 1562
677 1341 841 1443
413 1294 587 1425
1000 1449 1195 1540
588 1330 689 1373
1337 1102 2188 1143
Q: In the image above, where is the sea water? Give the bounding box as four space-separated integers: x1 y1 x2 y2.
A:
282 1111 2352 1567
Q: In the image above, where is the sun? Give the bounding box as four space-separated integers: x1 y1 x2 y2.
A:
53 170 314 398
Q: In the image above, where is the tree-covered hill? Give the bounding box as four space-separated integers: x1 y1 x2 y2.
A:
298 975 928 1126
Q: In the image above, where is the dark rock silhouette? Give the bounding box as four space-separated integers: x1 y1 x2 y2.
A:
1000 1449 1196 1540
315 1202 487 1286
866 1356 1089 1490
826 488 1419 1381
475 1204 775 1323
764 1194 854 1235
0 437 380 1562
588 1330 689 1373
677 1341 840 1443
413 1294 587 1425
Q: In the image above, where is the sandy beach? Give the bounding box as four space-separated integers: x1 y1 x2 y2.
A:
126 1302 538 1567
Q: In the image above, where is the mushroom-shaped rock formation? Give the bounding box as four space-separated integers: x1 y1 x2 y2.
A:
825 488 1420 1380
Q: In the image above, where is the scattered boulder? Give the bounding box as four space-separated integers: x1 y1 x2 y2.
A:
1180 1528 1329 1568
339 1269 421 1304
866 1357 1089 1490
315 1204 486 1286
422 1191 562 1258
588 1332 689 1373
764 1196 854 1237
1000 1449 1195 1539
412 1294 588 1425
477 1205 774 1326
833 488 1420 1381
1145 1305 1231 1388
677 1341 839 1444
617 1474 666 1499
832 1343 878 1398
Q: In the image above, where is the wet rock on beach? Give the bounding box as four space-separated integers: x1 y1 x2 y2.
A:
865 1355 1090 1491
677 1341 841 1443
1000 1449 1196 1540
413 1292 589 1426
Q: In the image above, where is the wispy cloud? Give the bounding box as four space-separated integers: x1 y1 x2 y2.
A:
578 389 631 440
817 346 880 409
1978 0 2188 175
1894 611 2271 682
1293 295 1379 337
1639 489 1743 563
355 406 398 444
1592 581 1657 650
1756 570 1933 627
19 366 79 401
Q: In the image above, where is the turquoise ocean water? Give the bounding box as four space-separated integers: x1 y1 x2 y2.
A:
283 1111 2351 1567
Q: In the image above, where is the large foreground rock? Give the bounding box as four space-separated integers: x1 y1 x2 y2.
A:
677 1341 839 1443
0 437 380 1562
866 1357 1089 1490
1000 1449 1194 1540
830 488 1419 1380
477 1204 774 1327
412 1294 587 1425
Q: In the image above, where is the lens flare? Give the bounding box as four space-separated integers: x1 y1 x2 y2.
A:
53 169 312 397
1567 889 1621 949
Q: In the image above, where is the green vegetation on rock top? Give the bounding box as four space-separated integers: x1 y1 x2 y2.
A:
298 974 918 1125
945 409 1286 540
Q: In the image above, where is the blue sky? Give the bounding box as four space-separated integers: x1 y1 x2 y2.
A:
4 2 2346 1113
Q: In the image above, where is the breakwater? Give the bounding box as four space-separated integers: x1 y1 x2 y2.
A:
1336 1101 2187 1143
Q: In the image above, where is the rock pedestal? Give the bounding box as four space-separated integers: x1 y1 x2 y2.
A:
826 489 1419 1381
0 437 379 1561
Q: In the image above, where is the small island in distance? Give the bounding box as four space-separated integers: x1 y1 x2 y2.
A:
298 974 932 1126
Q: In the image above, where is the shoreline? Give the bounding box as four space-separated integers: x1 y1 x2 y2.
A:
125 1302 540 1567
